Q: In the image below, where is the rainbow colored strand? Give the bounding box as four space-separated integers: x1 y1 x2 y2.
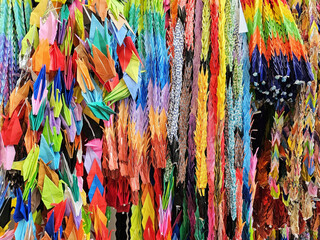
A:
269 105 285 199
0 0 17 106
117 100 129 177
148 0 169 170
241 0 313 103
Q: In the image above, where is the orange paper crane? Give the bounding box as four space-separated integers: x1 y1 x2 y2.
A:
32 39 50 73
90 205 113 240
91 45 117 84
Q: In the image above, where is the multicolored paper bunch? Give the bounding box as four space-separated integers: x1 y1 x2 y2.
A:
1 0 320 239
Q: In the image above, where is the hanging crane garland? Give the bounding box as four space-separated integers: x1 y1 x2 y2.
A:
0 0 320 238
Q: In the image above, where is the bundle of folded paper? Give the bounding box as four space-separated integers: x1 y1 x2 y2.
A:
1 0 320 239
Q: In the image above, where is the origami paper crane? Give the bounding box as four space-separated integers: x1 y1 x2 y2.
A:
0 134 15 170
13 189 36 240
39 135 60 170
49 43 65 71
39 12 57 45
1 111 23 146
32 40 50 73
49 69 63 117
20 24 39 57
41 176 64 209
80 73 116 120
43 116 63 153
32 65 48 115
8 80 33 118
38 160 59 192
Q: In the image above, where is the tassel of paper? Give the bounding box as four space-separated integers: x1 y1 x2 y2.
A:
188 0 203 177
170 0 178 57
195 0 210 197
104 108 119 171
130 199 143 240
141 183 156 240
215 0 227 234
303 0 319 190
289 0 316 187
241 0 313 103
241 32 254 240
184 0 195 52
277 0 313 85
117 100 129 177
128 100 144 203
240 0 266 101
301 83 316 183
177 0 194 185
269 104 285 199
232 49 243 106
151 1 169 222
177 62 191 184
252 146 275 239
207 0 219 238
139 94 150 186
157 162 174 239
137 2 156 236
307 0 320 76
232 7 245 237
0 0 10 105
235 138 244 238
232 2 243 130
119 0 139 180
127 0 149 202
167 1 187 219
166 0 177 66
194 1 210 233
186 0 200 236
7 0 16 93
301 0 318 221
224 0 235 71
24 0 32 31
12 0 25 48
167 18 184 162
248 150 258 239
235 169 244 239
225 85 237 223
12 0 23 87
200 0 211 63
288 0 317 224
195 70 208 196
147 0 167 170
287 92 305 236
217 0 227 132
150 0 170 170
